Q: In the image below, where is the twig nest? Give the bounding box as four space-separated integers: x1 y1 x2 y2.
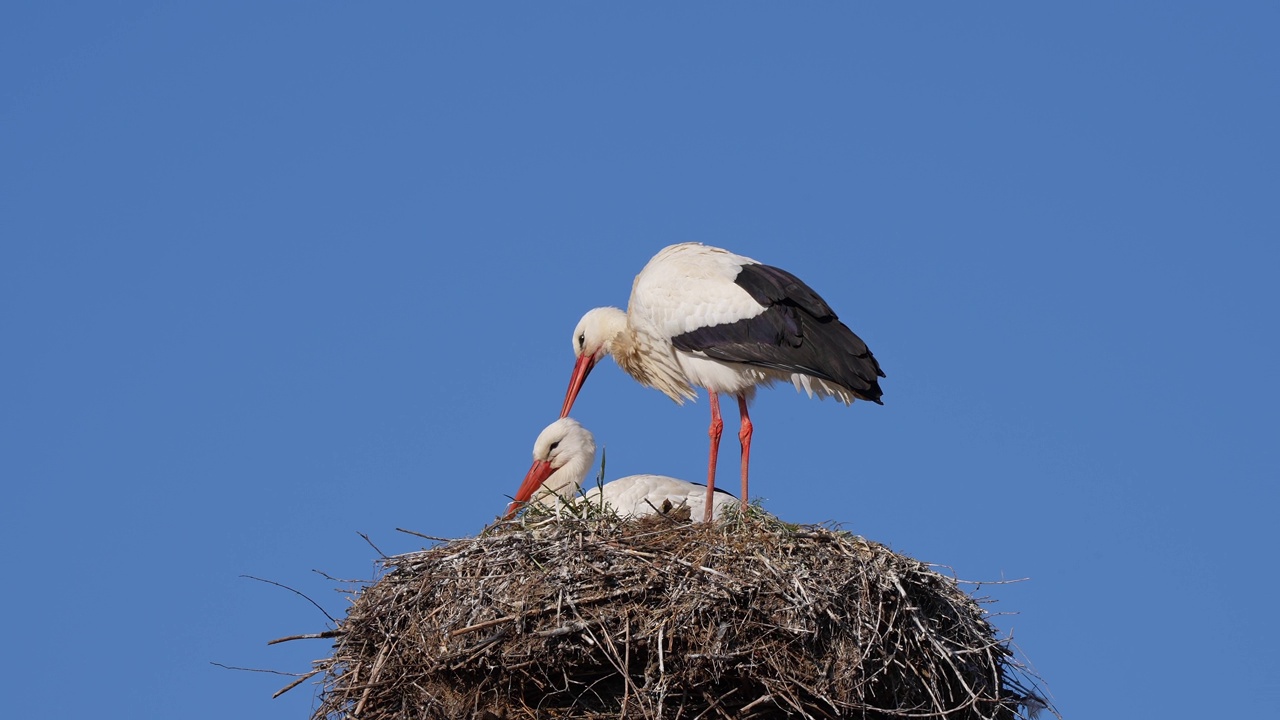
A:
310 509 1047 719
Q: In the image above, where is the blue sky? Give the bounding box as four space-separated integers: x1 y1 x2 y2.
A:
2 3 1277 718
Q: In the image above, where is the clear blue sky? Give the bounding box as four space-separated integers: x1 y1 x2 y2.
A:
2 3 1276 718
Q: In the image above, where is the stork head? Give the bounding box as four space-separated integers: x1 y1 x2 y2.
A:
504 417 598 519
560 307 627 418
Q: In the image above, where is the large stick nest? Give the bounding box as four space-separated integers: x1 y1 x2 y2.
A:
304 509 1049 719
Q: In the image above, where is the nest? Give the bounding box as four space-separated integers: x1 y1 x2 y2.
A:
300 508 1049 720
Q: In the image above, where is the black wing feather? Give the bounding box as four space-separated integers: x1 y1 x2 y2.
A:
671 262 886 403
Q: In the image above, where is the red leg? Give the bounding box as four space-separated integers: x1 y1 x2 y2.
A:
706 393 724 523
737 395 753 511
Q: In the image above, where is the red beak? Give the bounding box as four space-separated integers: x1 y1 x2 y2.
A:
560 354 596 418
504 459 555 519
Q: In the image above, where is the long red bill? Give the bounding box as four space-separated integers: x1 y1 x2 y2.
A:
504 459 555 519
559 354 595 418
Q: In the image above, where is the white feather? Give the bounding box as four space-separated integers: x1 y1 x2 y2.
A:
528 418 738 522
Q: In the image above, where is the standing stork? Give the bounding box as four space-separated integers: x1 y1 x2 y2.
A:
559 242 884 522
504 417 738 522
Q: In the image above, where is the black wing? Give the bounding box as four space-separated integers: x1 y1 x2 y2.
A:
670 262 885 403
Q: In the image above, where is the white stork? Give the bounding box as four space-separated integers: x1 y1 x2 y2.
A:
559 242 884 522
504 417 738 522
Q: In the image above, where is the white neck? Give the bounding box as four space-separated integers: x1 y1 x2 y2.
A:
535 453 593 507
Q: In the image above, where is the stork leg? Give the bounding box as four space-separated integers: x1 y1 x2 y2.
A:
705 393 724 523
737 395 753 512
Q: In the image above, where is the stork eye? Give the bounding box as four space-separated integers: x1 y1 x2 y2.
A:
577 334 586 350
549 441 560 451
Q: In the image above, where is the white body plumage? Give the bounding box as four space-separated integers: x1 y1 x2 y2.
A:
506 417 737 522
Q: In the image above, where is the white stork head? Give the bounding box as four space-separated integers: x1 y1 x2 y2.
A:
560 307 628 418
505 417 597 518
